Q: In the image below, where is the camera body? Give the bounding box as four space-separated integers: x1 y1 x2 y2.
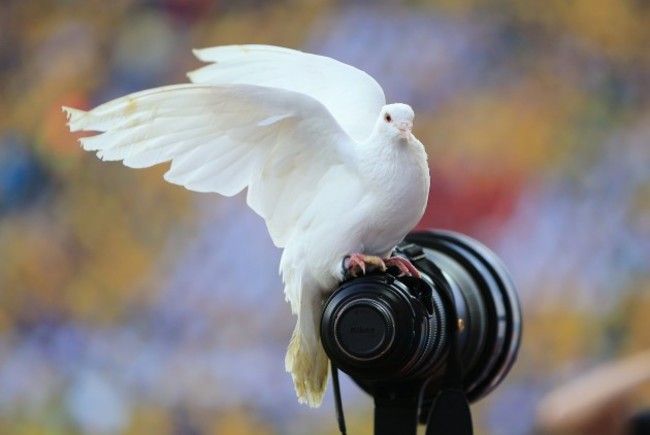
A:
320 230 521 431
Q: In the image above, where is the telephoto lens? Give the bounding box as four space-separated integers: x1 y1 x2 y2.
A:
320 230 521 404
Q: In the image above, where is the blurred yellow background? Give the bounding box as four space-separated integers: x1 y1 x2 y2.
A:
1 0 649 434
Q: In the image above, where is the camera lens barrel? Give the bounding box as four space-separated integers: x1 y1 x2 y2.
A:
407 230 521 402
322 274 448 381
320 230 521 403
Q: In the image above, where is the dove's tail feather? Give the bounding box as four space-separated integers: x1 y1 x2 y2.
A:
285 318 329 408
283 268 329 408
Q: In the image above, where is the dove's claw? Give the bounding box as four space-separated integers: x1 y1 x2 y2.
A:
384 256 421 278
343 253 386 278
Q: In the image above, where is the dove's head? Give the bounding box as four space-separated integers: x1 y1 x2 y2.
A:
378 103 414 141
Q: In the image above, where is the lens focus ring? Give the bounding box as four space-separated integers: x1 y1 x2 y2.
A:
332 298 396 362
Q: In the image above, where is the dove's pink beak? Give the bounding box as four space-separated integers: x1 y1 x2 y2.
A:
398 121 413 138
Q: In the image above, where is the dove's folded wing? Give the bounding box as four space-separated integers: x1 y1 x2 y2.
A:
188 45 385 142
63 83 357 247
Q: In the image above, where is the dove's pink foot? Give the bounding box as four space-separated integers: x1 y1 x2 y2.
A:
343 253 386 278
384 256 421 278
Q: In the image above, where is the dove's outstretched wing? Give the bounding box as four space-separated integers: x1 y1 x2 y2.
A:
188 44 385 142
63 83 357 247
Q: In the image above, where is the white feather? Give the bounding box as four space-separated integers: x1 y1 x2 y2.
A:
65 84 353 235
188 44 386 142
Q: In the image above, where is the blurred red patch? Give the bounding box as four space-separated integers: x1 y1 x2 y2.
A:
39 93 93 156
417 169 523 239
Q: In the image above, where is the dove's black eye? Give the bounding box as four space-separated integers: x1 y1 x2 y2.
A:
384 113 392 123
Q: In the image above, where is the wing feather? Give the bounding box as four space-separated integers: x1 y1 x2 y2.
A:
188 44 385 142
63 83 358 246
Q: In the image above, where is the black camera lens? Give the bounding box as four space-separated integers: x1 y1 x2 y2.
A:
322 273 448 382
320 230 521 403
322 273 448 381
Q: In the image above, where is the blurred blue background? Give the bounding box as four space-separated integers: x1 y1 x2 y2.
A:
1 0 649 434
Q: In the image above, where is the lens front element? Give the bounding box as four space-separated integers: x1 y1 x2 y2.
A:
333 299 395 361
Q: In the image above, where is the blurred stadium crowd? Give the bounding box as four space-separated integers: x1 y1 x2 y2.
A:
1 0 649 434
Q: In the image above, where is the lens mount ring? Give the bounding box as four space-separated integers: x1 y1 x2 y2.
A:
399 283 448 378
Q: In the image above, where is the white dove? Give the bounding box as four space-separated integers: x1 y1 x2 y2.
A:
63 44 430 407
